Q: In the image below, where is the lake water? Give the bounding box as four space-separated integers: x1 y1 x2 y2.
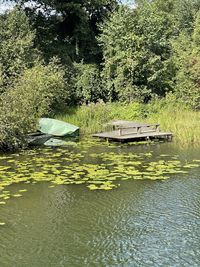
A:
0 140 199 267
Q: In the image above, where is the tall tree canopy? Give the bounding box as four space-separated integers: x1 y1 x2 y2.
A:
8 0 118 63
0 8 36 91
173 11 200 109
2 0 200 108
136 0 200 33
99 4 175 102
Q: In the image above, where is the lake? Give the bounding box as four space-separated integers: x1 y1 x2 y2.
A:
0 139 199 267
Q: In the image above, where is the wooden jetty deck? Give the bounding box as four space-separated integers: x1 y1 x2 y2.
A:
93 120 173 142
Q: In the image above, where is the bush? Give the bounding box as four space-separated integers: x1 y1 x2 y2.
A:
0 60 66 151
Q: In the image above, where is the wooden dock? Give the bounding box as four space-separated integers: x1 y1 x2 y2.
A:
93 120 173 142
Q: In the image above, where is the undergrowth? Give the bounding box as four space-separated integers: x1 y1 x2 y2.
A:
56 97 200 146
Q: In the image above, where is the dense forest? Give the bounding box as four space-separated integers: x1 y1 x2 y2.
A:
0 0 200 150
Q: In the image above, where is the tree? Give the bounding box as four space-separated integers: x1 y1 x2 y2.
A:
99 4 175 102
173 11 200 109
0 8 37 91
8 0 118 63
136 0 200 33
74 63 104 104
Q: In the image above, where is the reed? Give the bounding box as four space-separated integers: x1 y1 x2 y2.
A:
147 106 200 146
55 102 145 134
56 101 200 146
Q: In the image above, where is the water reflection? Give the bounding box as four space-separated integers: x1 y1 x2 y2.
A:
0 142 199 266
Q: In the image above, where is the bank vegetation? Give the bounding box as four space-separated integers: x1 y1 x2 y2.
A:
1 1 200 150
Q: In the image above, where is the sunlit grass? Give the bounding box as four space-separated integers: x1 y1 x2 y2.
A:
147 105 200 146
56 101 200 146
55 102 147 134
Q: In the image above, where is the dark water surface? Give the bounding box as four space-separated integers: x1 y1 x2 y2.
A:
0 141 200 267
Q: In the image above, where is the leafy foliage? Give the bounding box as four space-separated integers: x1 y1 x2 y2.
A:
99 5 175 102
13 0 118 63
1 0 200 151
0 8 37 91
136 0 200 33
173 12 200 109
74 63 105 104
0 60 65 151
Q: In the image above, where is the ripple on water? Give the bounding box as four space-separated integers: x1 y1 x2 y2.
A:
0 143 200 266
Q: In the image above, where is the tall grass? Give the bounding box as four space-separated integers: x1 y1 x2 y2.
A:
56 100 200 146
147 105 200 146
56 102 145 134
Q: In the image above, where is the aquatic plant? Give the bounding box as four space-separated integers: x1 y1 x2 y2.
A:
0 139 198 203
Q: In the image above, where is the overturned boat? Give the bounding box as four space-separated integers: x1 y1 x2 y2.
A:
27 133 52 146
38 118 79 137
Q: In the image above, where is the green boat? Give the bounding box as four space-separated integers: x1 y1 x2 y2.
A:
38 118 79 137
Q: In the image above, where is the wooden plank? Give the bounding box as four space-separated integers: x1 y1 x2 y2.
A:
112 121 148 126
107 120 160 134
95 120 172 142
108 120 159 128
93 131 172 139
93 130 173 142
107 120 150 128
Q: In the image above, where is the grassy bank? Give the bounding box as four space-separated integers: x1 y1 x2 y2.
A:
56 100 200 146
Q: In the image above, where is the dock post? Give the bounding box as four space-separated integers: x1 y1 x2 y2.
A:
137 127 142 134
156 125 160 132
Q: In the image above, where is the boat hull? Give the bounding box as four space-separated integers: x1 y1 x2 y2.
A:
38 118 79 137
27 133 52 146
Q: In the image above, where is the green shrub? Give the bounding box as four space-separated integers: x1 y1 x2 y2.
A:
0 60 65 151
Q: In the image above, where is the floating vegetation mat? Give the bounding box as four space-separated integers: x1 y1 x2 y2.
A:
0 139 199 199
